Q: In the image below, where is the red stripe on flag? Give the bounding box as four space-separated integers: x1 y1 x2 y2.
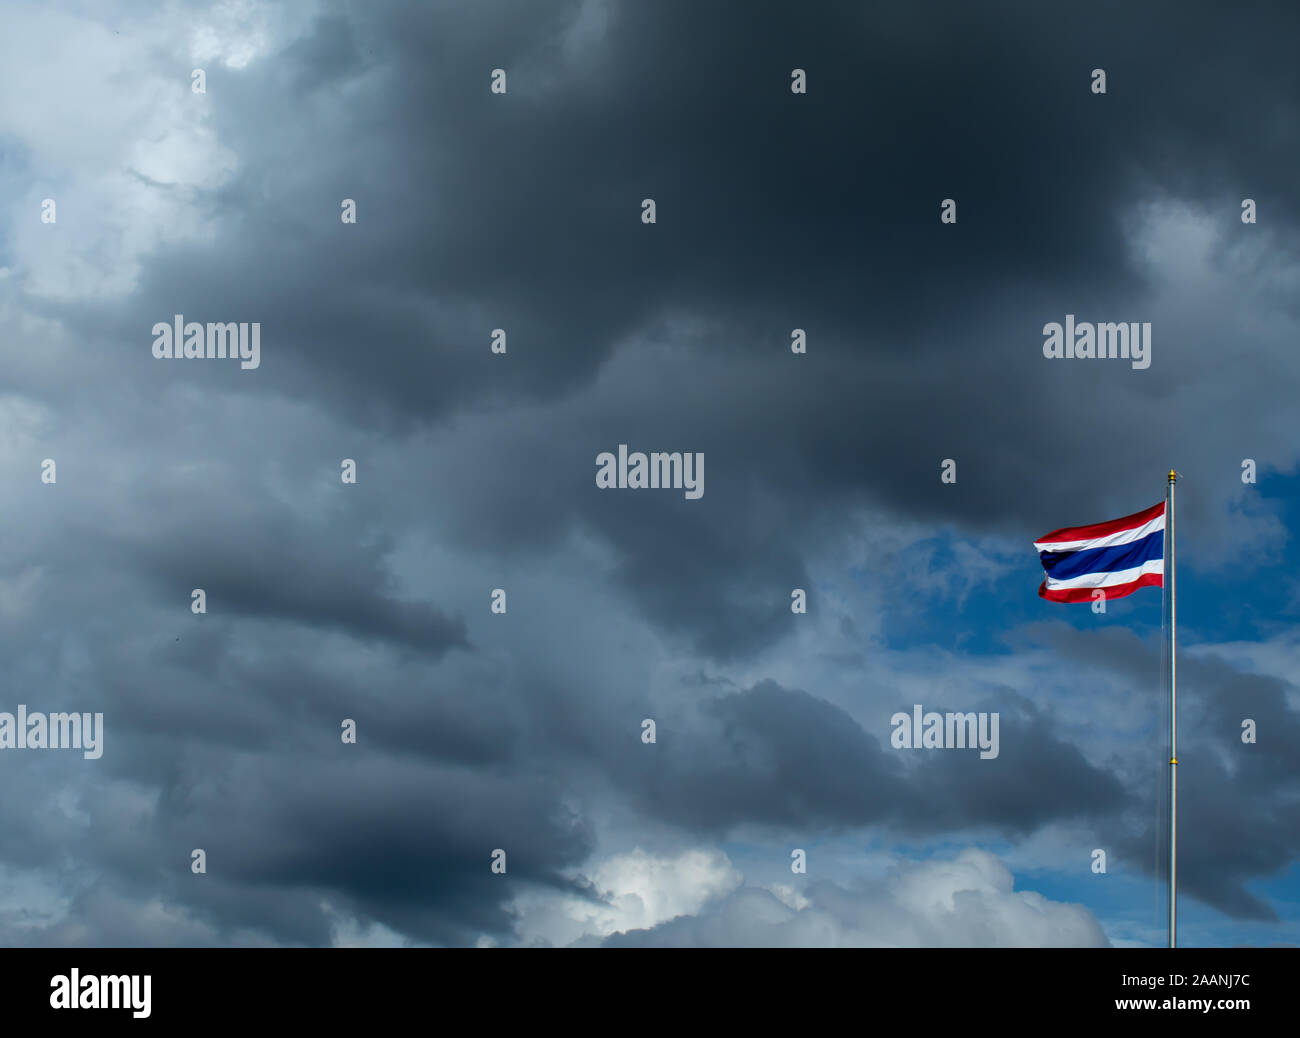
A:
1038 572 1163 603
1035 501 1165 546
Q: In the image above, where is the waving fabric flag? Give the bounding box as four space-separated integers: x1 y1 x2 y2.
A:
1033 501 1165 602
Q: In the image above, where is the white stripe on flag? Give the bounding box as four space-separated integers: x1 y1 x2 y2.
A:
1033 511 1166 554
1041 558 1164 590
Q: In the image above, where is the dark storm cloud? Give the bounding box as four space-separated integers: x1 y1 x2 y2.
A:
112 499 470 657
147 2 1300 645
0 733 595 946
612 679 1127 836
168 758 593 944
91 626 516 767
52 2 1300 428
31 0 1298 665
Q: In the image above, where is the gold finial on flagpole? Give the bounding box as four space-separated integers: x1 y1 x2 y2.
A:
1168 469 1177 483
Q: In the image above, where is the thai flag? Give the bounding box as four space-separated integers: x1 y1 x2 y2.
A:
1034 501 1165 603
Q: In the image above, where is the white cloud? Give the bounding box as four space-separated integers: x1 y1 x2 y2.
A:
508 847 743 947
510 847 1106 947
615 849 1108 947
0 0 326 300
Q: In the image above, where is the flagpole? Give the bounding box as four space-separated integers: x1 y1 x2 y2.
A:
1167 468 1178 949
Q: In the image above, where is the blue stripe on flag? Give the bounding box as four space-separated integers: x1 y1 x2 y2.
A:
1038 529 1164 580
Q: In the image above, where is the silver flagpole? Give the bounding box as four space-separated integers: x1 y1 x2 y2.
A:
1168 468 1178 948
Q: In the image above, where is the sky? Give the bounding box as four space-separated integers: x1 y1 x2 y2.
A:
0 0 1297 948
